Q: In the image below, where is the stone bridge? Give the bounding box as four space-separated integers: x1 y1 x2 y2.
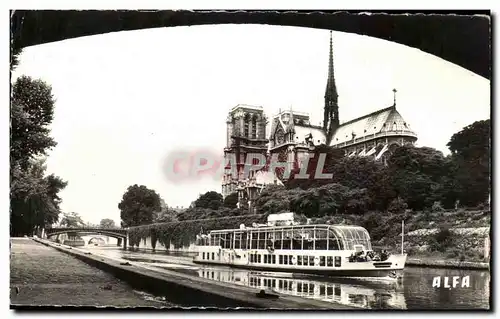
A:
45 227 128 248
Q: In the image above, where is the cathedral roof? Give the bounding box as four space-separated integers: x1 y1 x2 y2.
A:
294 125 327 145
330 105 417 147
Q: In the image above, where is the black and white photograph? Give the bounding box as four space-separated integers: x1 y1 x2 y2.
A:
9 10 491 311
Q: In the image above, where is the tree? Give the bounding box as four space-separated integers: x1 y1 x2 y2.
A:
194 191 223 210
387 145 453 210
99 218 116 229
10 158 67 236
447 119 490 207
118 184 161 227
223 192 239 209
11 76 57 169
10 74 66 236
153 198 177 223
59 212 85 228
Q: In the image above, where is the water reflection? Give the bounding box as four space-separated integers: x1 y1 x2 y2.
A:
82 246 490 310
152 265 406 309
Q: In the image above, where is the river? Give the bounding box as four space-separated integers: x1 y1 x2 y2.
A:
80 245 490 310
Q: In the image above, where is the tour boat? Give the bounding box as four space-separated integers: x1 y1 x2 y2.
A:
193 214 407 278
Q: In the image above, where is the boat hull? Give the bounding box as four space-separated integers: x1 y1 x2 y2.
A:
192 259 402 278
193 255 406 277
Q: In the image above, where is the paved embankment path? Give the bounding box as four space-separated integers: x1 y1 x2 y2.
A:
10 238 171 308
30 238 355 309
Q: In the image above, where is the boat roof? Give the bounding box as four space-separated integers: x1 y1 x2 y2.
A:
209 224 369 233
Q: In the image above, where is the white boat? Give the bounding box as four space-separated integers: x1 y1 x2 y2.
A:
193 214 406 278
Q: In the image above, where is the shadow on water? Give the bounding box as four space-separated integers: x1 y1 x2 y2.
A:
83 246 490 310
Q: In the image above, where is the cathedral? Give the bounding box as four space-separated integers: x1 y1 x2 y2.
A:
221 31 418 207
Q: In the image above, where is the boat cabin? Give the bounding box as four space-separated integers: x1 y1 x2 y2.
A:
196 224 372 252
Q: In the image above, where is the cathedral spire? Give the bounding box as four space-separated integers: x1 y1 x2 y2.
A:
392 88 397 107
324 31 339 143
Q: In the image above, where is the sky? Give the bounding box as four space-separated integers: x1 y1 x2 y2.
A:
12 24 490 226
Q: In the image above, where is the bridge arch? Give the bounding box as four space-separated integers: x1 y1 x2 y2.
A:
11 11 490 79
46 230 127 239
87 236 107 246
46 228 129 248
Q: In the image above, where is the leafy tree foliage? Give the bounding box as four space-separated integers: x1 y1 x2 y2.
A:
99 218 116 229
10 74 67 236
118 185 161 227
153 198 178 223
447 119 490 207
10 158 67 236
176 206 247 221
11 76 57 169
263 119 490 215
59 212 85 228
223 192 239 209
193 191 223 210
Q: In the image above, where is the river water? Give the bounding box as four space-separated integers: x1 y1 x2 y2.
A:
80 245 490 310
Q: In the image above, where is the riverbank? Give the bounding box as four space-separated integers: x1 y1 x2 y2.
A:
10 238 172 308
31 238 355 309
407 256 489 270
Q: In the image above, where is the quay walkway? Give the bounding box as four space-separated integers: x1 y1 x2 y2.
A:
10 238 170 308
15 238 355 309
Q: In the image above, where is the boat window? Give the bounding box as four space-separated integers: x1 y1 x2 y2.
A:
274 230 283 250
272 255 276 264
288 255 293 265
212 252 215 260
309 256 315 266
264 255 268 263
242 232 248 249
335 256 341 267
297 282 304 293
326 286 333 297
320 256 326 266
327 256 333 267
202 252 205 259
304 237 313 250
283 255 288 265
250 231 257 249
334 286 341 296
320 285 326 296
297 255 302 265
266 232 274 249
257 254 261 263
315 229 328 250
279 255 283 264
303 255 308 266
282 230 292 250
291 228 302 250
258 231 266 249
234 232 241 249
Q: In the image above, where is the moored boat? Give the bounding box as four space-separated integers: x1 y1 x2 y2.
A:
193 213 406 278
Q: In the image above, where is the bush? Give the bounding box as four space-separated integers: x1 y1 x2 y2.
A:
388 197 408 214
429 226 453 252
